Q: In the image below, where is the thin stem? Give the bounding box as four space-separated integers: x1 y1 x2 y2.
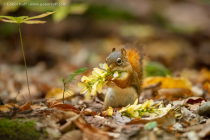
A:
18 23 32 103
63 82 66 103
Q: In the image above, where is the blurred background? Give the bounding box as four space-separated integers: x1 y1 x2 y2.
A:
0 0 210 102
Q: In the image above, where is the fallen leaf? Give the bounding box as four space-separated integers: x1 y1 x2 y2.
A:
143 76 192 90
20 102 32 111
45 87 74 100
0 104 13 112
113 111 133 125
59 130 83 140
74 116 110 140
198 122 210 138
181 107 199 126
197 68 210 83
59 121 75 133
47 99 80 113
158 88 193 99
172 97 206 106
128 109 175 126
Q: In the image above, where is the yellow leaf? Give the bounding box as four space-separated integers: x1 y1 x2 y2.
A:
45 88 74 100
143 76 192 90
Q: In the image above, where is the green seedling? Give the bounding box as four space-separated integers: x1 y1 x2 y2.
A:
62 67 87 103
0 11 57 102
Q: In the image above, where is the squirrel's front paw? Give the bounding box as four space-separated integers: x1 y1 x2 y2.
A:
106 75 114 81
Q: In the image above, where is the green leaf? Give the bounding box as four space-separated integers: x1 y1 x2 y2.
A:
53 7 69 22
144 121 157 130
0 16 17 21
15 16 28 23
146 61 171 77
0 19 17 23
24 11 57 21
21 20 46 24
0 11 57 24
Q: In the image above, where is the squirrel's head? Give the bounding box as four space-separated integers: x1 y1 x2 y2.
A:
106 48 130 71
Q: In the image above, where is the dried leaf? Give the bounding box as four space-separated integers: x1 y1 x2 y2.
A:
143 76 192 90
113 111 133 125
45 88 74 100
129 109 176 126
59 130 83 140
74 117 110 140
158 88 193 99
20 102 32 111
47 99 80 113
0 104 13 112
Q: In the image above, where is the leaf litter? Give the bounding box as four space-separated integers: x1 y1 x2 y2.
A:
2 64 210 140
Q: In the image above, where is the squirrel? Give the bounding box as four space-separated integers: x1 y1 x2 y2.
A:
103 47 144 110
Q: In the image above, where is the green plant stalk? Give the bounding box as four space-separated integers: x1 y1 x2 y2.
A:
63 82 66 103
18 23 32 103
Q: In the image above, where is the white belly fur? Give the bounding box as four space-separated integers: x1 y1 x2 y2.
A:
105 85 138 108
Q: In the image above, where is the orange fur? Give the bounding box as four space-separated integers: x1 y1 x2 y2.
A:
126 48 141 79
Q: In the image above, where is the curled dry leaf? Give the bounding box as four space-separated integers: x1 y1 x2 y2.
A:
19 102 32 111
74 116 110 140
47 99 80 114
128 109 176 126
172 97 206 106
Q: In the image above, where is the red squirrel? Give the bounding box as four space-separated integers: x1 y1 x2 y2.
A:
103 47 144 110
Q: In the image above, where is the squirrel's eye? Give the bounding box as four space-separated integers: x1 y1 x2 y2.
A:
117 58 121 64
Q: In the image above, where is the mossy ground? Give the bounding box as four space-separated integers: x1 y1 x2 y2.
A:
0 118 40 140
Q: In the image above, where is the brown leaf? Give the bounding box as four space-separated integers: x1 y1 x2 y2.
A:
74 117 110 140
47 99 80 113
20 102 32 111
59 121 75 133
158 88 193 99
129 109 175 126
59 130 83 140
172 97 206 106
84 115 112 128
198 122 210 138
113 111 133 125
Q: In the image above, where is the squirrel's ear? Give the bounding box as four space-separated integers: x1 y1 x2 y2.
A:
112 48 116 52
121 48 126 56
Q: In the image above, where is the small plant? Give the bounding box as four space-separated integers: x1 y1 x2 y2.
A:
0 11 56 102
62 67 87 103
